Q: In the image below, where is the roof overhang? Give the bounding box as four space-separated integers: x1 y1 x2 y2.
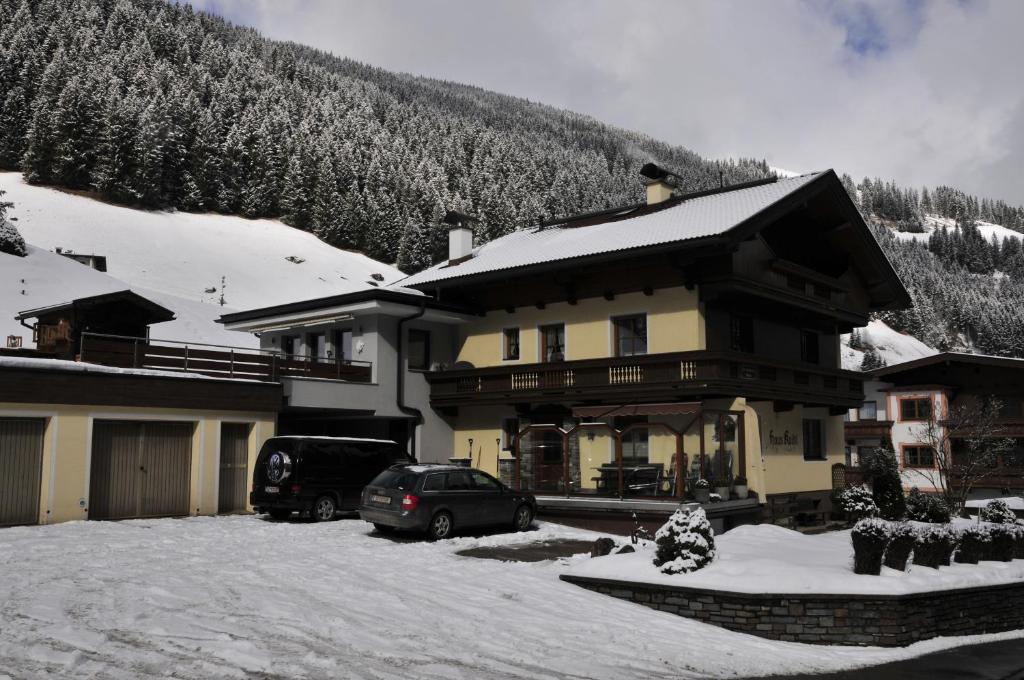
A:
16 289 175 324
572 402 702 418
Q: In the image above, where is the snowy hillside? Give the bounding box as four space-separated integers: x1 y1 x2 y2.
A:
893 214 1022 244
0 174 403 312
841 319 938 371
0 246 254 348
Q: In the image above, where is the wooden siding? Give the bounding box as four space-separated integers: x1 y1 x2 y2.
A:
0 418 45 526
0 367 282 413
90 421 193 520
218 423 250 513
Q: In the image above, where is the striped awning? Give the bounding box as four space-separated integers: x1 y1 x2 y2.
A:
572 402 701 418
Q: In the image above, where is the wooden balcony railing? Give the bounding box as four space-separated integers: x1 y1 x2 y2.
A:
427 350 864 408
79 333 372 383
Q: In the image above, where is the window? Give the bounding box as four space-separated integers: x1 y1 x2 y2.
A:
615 416 649 466
859 401 878 420
446 470 473 491
501 417 519 452
903 445 935 468
800 330 820 364
307 332 326 359
900 397 932 421
730 315 754 353
502 328 520 361
421 474 446 491
613 314 648 357
470 471 502 491
539 323 565 362
408 329 431 370
802 418 825 460
333 328 352 361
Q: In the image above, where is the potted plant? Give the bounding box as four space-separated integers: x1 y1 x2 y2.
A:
733 475 749 500
692 478 711 503
713 477 731 499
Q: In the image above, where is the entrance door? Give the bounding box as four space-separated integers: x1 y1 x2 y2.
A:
0 418 45 526
90 421 193 520
218 423 250 513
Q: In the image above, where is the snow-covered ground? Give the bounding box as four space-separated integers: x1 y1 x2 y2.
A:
967 496 1024 511
1 517 1023 680
841 319 939 371
0 173 404 347
569 522 1024 596
892 214 1023 244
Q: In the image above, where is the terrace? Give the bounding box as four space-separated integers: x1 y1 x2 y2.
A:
78 332 372 383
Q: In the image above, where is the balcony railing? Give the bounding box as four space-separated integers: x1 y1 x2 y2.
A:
428 350 864 408
79 333 372 383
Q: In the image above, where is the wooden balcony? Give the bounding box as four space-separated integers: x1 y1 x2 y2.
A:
427 350 864 409
79 333 372 383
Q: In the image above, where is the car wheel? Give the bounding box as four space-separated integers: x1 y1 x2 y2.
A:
268 509 291 521
312 495 337 522
427 511 453 540
373 523 395 534
513 504 534 532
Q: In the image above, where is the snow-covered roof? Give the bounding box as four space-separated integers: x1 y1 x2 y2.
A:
0 354 217 380
401 172 826 287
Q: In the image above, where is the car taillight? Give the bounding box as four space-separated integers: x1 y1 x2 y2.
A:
291 484 301 494
401 494 419 511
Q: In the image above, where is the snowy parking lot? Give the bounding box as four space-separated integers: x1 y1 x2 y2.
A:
2 516 1023 680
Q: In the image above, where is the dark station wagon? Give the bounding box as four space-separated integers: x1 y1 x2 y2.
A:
251 436 413 521
359 464 537 540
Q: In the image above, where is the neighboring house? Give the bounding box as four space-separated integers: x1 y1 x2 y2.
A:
393 168 909 525
845 353 1024 496
1 289 280 527
216 287 476 460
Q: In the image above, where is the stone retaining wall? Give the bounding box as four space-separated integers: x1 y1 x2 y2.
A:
559 574 1024 646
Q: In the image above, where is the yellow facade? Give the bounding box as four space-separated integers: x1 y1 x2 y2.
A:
0 402 276 525
456 286 704 367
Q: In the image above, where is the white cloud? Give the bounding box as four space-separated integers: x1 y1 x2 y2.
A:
188 0 1024 204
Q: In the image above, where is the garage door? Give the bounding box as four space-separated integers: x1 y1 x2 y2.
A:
0 418 45 526
218 423 250 513
90 421 193 520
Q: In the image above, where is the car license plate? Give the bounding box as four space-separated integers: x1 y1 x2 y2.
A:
265 486 279 494
371 494 391 505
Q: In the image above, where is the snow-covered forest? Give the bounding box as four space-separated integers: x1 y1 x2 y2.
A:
3 0 1024 359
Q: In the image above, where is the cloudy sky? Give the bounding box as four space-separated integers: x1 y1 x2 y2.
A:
189 0 1024 205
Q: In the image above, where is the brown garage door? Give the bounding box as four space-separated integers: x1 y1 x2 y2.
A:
218 423 251 513
0 418 45 526
90 421 193 520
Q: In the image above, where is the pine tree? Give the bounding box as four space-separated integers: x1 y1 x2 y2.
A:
652 506 716 574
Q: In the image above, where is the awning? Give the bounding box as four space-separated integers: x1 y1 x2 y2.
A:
572 402 701 418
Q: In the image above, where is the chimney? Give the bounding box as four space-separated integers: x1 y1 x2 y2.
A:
639 162 677 205
443 211 477 264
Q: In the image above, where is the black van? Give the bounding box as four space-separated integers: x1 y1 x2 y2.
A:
251 436 413 521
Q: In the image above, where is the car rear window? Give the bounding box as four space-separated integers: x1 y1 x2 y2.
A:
370 469 418 490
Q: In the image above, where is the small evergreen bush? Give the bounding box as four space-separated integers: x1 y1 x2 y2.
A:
979 499 1018 524
955 525 991 564
905 488 951 523
851 518 890 575
938 527 958 565
653 506 716 574
883 522 916 571
839 485 878 522
0 220 27 257
988 524 1016 562
864 448 906 520
913 525 947 568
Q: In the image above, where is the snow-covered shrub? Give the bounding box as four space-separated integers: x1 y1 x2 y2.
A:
979 499 1018 524
864 448 906 520
883 522 915 571
839 485 877 522
708 493 722 503
905 488 951 523
0 220 27 257
954 525 991 564
851 518 891 575
913 525 948 568
652 506 716 575
987 524 1016 562
694 478 709 489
